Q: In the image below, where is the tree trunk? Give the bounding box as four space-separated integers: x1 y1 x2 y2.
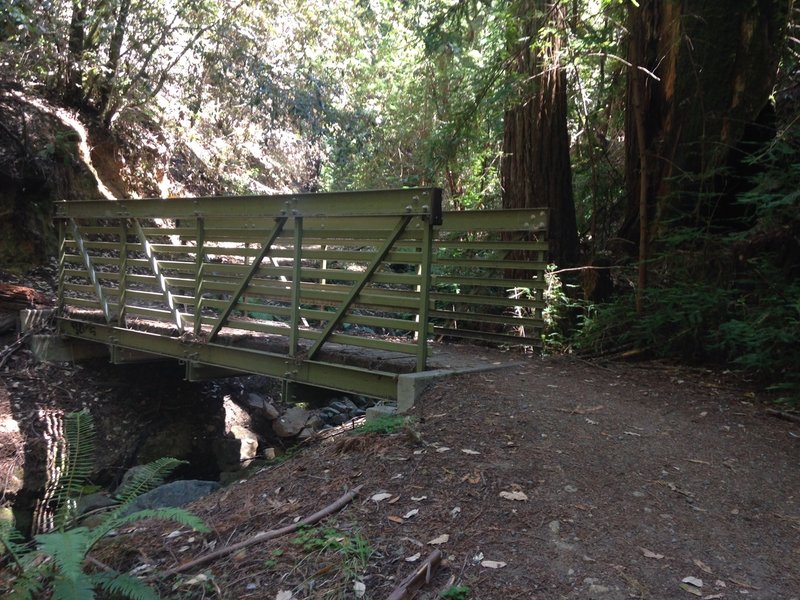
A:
501 0 578 267
64 0 88 107
99 0 132 124
621 0 792 248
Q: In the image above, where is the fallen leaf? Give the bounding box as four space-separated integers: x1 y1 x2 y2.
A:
387 515 404 524
481 560 507 569
728 577 759 590
436 446 451 453
428 534 449 545
623 430 641 437
693 559 713 574
353 581 366 598
388 495 401 504
461 449 481 455
411 496 427 502
682 576 703 588
462 471 482 484
450 506 461 519
639 547 664 559
405 553 421 562
499 490 528 501
371 492 392 502
403 509 419 519
678 583 703 596
276 591 294 600
184 574 209 586
702 595 725 599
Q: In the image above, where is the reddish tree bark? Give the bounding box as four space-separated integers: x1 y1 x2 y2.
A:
621 0 792 248
501 0 578 267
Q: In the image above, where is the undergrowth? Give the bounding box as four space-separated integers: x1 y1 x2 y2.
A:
0 410 208 600
561 124 800 405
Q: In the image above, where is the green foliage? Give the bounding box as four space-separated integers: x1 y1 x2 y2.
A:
0 411 209 600
572 116 800 402
289 525 373 590
441 585 471 600
353 414 412 435
52 409 96 530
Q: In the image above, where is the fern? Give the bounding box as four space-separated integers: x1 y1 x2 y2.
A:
0 520 30 569
114 457 187 506
2 410 210 600
89 506 209 547
52 409 96 530
93 571 160 600
35 528 91 582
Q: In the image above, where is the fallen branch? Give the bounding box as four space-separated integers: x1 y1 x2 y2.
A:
386 549 443 600
0 283 53 310
158 485 362 578
766 408 800 425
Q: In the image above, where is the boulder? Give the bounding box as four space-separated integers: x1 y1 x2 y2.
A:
121 480 220 516
244 392 280 420
272 407 310 438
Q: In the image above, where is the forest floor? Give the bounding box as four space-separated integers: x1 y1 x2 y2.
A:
4 325 799 598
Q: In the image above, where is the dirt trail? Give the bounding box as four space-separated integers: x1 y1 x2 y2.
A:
78 354 799 599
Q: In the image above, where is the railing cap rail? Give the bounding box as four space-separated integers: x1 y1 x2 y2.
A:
55 187 443 225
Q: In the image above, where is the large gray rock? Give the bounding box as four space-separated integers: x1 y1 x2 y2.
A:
272 407 311 437
245 393 280 420
121 480 220 516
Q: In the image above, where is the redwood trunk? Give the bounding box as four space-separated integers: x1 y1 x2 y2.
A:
621 0 791 248
501 0 578 267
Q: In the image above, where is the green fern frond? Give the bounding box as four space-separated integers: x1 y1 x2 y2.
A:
93 571 160 600
52 410 96 529
114 457 186 506
4 570 45 600
0 520 32 569
51 573 96 600
89 507 208 546
115 507 209 532
34 528 91 583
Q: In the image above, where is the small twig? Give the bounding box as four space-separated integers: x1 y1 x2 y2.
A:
0 331 32 370
386 549 443 600
86 555 115 572
157 485 362 578
766 408 800 425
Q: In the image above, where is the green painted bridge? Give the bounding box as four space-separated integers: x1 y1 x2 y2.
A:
55 188 547 407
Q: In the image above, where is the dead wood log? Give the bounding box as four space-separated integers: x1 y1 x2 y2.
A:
0 283 53 311
386 549 443 600
158 485 362 578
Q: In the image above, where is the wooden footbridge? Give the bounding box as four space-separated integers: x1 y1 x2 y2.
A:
55 188 547 408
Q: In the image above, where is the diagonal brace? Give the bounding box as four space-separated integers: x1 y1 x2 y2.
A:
70 219 112 323
134 220 185 333
208 217 288 342
308 215 412 360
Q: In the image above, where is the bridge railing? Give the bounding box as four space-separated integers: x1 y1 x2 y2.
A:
432 209 548 345
56 189 442 372
55 189 549 391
